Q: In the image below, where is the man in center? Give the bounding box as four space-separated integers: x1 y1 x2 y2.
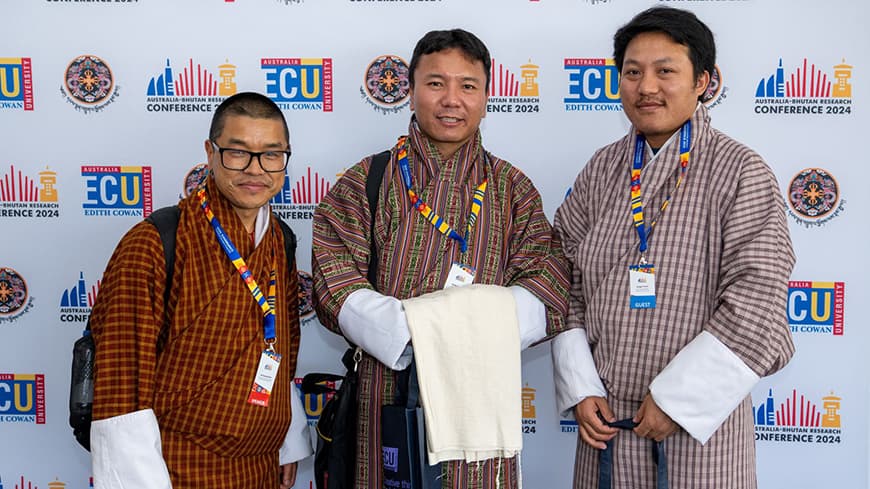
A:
312 29 570 488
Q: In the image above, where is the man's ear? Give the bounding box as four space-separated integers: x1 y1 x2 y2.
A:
204 139 215 169
694 70 711 97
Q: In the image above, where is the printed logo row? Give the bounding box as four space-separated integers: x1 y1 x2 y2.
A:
0 374 849 452
0 55 854 115
0 162 849 230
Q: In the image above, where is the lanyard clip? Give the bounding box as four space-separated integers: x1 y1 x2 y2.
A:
352 346 363 372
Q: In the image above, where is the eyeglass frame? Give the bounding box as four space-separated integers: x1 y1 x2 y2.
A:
209 140 291 173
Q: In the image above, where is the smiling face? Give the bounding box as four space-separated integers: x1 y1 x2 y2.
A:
409 48 488 161
619 31 709 148
204 114 288 230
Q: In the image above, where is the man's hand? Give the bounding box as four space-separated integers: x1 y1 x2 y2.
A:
574 396 618 450
279 462 298 489
633 394 678 442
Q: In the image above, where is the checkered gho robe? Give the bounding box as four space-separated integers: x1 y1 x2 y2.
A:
91 178 300 488
312 120 571 489
553 105 795 489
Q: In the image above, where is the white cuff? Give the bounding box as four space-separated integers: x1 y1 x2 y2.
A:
338 288 411 370
91 408 172 489
510 286 547 350
280 383 315 464
650 330 760 445
551 328 606 415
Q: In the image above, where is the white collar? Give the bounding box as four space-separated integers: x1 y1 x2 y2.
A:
252 204 271 247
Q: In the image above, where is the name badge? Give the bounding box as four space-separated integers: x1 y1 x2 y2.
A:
247 349 282 407
629 264 656 309
445 262 476 289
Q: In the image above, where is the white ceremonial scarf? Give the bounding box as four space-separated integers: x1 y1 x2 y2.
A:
402 284 522 464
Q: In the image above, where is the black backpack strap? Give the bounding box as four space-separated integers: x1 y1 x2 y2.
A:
274 216 297 271
145 205 180 353
84 206 179 335
366 150 391 287
145 205 181 308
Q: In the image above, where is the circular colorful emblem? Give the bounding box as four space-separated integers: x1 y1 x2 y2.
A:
183 163 209 197
787 168 840 219
363 55 410 107
64 55 115 105
0 267 29 316
297 270 315 321
701 64 723 107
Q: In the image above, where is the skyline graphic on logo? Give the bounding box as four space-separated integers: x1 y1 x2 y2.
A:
787 281 844 335
754 58 852 116
0 374 46 424
273 167 331 204
489 58 539 98
147 58 237 97
271 167 330 221
0 165 58 203
82 166 153 217
262 58 333 112
60 272 100 308
0 57 34 111
754 388 841 428
756 58 852 99
5 475 39 489
487 57 541 114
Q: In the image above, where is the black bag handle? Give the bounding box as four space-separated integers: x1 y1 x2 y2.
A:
405 359 420 409
301 373 345 395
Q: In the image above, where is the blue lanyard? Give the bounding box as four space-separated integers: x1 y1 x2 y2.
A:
198 189 277 348
629 121 692 258
396 137 489 254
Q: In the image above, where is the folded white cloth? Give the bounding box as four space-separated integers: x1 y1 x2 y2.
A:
402 284 522 464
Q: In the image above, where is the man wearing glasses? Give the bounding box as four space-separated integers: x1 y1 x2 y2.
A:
89 92 311 488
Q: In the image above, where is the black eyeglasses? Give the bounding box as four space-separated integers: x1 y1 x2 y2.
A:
210 140 291 173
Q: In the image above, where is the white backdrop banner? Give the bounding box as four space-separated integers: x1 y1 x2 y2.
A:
1 1 867 488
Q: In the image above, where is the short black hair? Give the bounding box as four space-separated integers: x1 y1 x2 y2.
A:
409 29 491 91
209 91 289 143
614 7 715 89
